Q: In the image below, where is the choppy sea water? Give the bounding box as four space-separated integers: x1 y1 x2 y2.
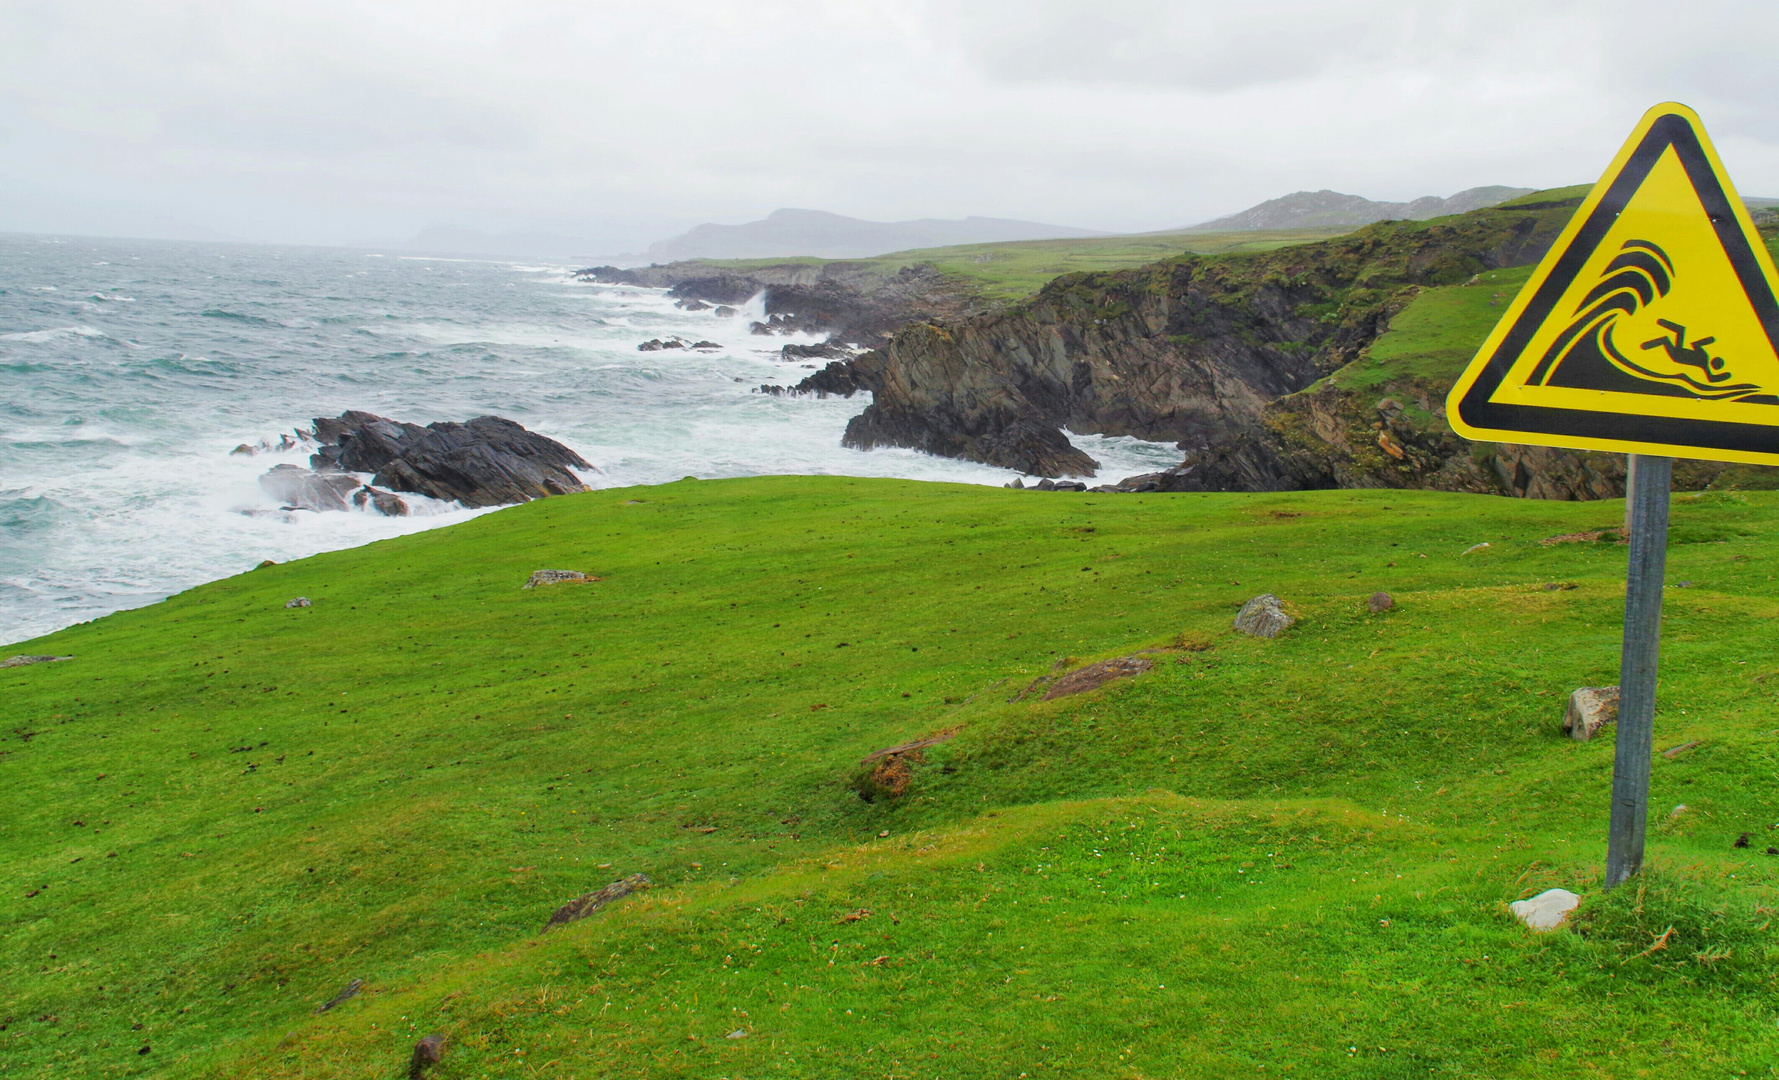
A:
0 233 1185 646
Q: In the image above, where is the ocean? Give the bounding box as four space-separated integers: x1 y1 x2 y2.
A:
0 233 1185 647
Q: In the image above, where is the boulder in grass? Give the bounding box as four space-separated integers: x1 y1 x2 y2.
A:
2 654 72 668
1509 888 1580 931
1367 591 1394 613
408 1034 446 1079
1234 594 1294 639
524 569 591 589
285 597 312 609
1563 686 1619 741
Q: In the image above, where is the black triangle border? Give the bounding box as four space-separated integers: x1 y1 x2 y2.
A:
1455 112 1779 456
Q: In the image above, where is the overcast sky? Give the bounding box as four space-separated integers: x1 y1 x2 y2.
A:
4 0 1778 252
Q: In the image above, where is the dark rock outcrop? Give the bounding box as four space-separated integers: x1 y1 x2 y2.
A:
756 360 870 399
351 486 409 517
301 412 593 508
782 341 853 362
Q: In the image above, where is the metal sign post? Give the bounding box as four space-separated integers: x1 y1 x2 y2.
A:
1605 455 1671 886
1445 101 1779 886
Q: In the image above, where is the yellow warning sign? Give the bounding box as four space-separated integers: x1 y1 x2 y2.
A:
1447 102 1779 464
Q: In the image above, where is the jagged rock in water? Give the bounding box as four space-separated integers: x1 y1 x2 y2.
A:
782 341 852 362
1563 686 1620 741
259 463 359 512
1233 594 1294 638
674 298 712 311
304 412 593 509
756 360 868 399
713 305 739 317
352 486 409 517
637 338 687 352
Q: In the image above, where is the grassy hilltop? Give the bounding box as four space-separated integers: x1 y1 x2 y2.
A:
674 226 1355 304
6 476 1779 1077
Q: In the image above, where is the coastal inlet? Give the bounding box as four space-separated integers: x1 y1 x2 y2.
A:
0 235 1182 645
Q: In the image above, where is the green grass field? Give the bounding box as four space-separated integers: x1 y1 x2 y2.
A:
6 476 1779 1078
689 228 1355 302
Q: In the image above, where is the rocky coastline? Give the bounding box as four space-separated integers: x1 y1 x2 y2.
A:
574 260 984 348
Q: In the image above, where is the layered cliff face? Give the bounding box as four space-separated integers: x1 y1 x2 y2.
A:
842 194 1586 478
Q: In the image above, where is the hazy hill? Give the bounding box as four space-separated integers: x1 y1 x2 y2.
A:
1183 185 1537 232
643 208 1107 261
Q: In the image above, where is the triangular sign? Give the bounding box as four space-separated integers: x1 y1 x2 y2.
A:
1448 102 1779 464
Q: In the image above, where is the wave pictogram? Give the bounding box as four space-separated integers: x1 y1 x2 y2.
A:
1524 240 1766 400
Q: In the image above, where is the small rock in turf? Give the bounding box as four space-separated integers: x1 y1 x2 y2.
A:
1735 833 1750 848
285 597 312 609
408 1033 446 1079
544 873 651 931
2 655 73 668
315 977 362 1013
524 569 590 589
1562 686 1619 741
1233 594 1294 639
1043 656 1154 700
1509 888 1580 931
1367 591 1394 613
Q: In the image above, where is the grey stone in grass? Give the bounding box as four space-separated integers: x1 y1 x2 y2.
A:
285 597 312 609
524 569 589 589
2 654 72 668
1367 591 1394 613
1563 686 1619 741
1233 594 1294 639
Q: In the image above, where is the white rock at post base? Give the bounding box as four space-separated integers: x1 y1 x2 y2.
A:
1509 888 1580 931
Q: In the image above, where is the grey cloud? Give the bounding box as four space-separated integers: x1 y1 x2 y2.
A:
1 0 1777 248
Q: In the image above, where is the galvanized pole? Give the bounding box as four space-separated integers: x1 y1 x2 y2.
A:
1605 454 1671 887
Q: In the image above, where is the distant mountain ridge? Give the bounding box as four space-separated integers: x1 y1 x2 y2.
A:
1184 186 1538 232
643 208 1108 261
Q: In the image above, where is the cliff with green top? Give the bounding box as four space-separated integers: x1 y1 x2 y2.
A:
838 187 1779 495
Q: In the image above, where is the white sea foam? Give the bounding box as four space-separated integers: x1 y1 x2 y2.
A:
1 325 109 342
